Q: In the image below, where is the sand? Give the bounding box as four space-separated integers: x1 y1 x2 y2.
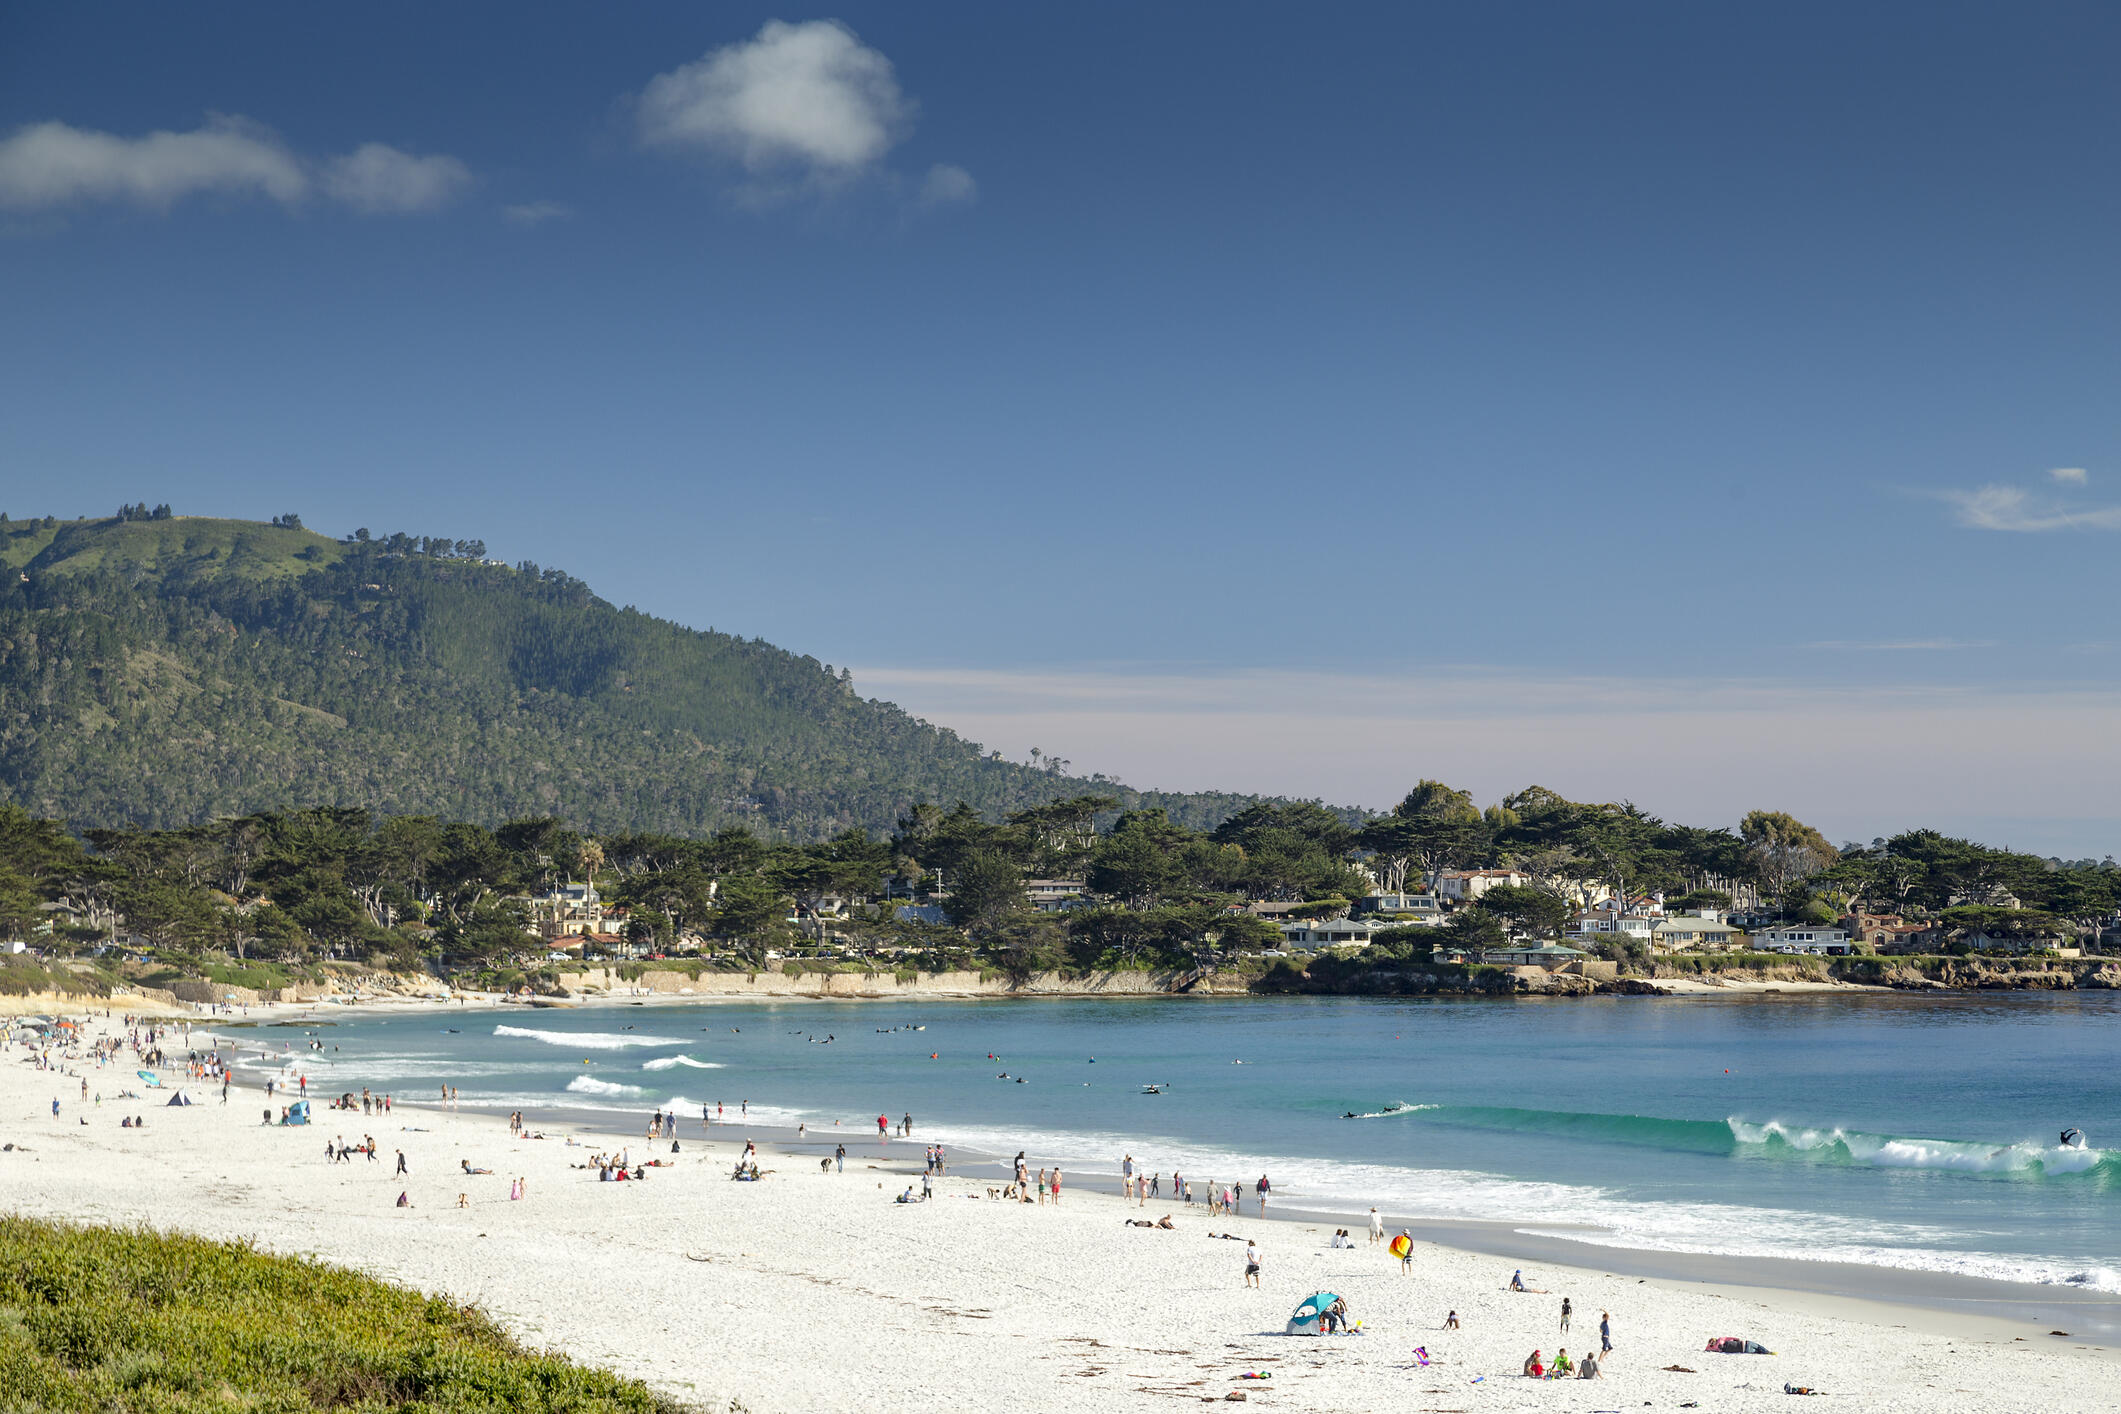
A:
4 1013 2117 1413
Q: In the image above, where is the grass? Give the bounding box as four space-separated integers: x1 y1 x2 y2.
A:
0 956 111 999
1 515 346 583
0 1216 688 1413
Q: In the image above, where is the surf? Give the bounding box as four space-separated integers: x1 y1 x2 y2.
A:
640 1055 723 1071
564 1075 642 1097
493 1025 685 1051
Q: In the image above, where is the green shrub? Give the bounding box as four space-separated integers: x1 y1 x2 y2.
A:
0 1216 683 1412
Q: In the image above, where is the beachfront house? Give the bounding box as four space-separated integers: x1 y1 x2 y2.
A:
1569 901 1655 944
1360 892 1446 922
1025 879 1087 913
526 882 604 941
1279 918 1387 952
1650 915 1740 953
1753 926 1853 955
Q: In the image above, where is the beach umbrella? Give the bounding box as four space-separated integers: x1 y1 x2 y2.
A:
137 1070 161 1086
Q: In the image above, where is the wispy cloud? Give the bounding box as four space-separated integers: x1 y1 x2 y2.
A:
635 20 972 208
323 143 470 213
917 163 976 207
501 200 572 227
0 116 469 215
1806 638 1997 652
1938 472 2121 532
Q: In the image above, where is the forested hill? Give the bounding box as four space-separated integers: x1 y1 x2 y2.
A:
0 512 1273 837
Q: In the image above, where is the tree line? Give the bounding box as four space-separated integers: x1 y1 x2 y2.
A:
5 780 2114 982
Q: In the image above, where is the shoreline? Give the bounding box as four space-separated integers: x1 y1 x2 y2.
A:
8 1014 2119 1411
475 1100 2121 1351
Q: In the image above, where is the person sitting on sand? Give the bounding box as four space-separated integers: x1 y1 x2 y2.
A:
1577 1352 1601 1379
456 1193 469 1208
1444 1310 1460 1329
1522 1350 1544 1378
396 1191 412 1208
1156 1214 1175 1229
1549 1348 1573 1378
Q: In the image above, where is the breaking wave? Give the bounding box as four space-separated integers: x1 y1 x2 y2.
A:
641 1055 723 1071
493 1025 685 1051
1379 1103 2119 1179
565 1075 643 1097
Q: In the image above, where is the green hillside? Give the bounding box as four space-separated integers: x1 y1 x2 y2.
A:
0 512 1271 837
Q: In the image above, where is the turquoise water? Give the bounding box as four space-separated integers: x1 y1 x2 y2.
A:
239 992 2121 1293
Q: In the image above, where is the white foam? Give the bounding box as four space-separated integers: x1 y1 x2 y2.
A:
1731 1118 2110 1175
494 1025 685 1051
641 1055 724 1071
565 1075 643 1097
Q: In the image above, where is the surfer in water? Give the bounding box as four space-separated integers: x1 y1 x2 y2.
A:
2062 1127 2088 1149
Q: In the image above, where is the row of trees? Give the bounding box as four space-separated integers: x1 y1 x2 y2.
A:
7 781 2120 980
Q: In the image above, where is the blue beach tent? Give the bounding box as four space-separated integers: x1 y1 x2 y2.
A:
282 1099 311 1125
1285 1292 1342 1335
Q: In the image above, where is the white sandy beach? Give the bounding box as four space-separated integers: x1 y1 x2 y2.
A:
5 1013 2118 1413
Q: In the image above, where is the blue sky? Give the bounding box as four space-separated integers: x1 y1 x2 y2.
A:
5 4 2121 851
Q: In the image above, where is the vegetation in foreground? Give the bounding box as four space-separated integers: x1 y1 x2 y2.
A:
0 1216 686 1413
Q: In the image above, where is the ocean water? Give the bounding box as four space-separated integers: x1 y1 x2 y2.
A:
235 992 2121 1295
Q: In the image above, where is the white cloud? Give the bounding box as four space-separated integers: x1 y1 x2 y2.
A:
636 19 972 206
0 116 306 209
638 20 909 176
501 200 572 226
0 117 469 216
1940 482 2121 532
323 143 471 213
2051 466 2090 485
918 162 976 206
851 662 2121 851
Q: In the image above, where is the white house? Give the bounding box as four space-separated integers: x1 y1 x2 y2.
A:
1025 879 1087 913
1569 907 1655 942
1434 869 1530 902
1279 919 1387 952
1753 926 1852 955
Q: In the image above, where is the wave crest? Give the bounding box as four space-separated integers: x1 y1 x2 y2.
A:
494 1025 685 1051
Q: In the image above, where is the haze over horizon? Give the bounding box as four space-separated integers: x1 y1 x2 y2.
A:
7 5 2121 854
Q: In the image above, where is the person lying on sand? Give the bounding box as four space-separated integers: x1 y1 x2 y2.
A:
461 1160 493 1174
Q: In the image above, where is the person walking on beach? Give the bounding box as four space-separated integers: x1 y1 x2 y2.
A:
835 1143 846 1173
1255 1174 1271 1217
1121 1154 1134 1196
1599 1311 1612 1357
1560 1296 1572 1333
1369 1208 1384 1244
1243 1238 1261 1288
395 1149 407 1175
1398 1230 1414 1275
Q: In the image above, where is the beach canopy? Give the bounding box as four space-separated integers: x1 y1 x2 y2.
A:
283 1100 311 1125
1285 1292 1342 1335
137 1071 161 1086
